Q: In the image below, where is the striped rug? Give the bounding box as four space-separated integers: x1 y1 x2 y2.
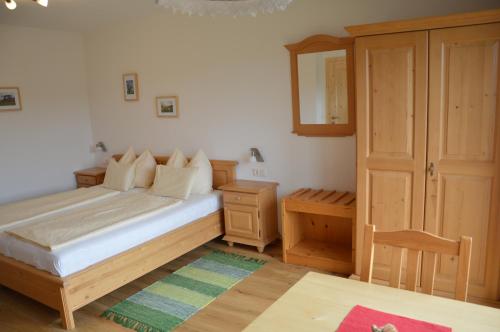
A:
102 250 266 332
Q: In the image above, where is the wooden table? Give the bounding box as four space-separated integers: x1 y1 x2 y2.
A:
244 272 500 332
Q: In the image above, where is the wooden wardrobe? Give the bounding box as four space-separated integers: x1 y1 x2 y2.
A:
348 9 500 301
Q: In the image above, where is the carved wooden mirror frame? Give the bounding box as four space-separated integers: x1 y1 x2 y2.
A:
285 35 355 137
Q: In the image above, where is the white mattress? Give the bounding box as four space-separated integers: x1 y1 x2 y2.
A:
0 190 222 277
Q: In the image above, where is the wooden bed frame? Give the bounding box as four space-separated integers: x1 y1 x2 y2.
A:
0 154 238 330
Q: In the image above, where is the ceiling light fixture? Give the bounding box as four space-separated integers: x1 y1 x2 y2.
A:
4 0 16 10
4 0 48 10
156 0 293 17
33 0 48 7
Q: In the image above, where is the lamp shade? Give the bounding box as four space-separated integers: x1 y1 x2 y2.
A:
5 0 17 10
34 0 48 7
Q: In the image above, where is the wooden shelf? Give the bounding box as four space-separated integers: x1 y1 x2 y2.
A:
284 188 355 218
282 188 356 275
286 239 353 275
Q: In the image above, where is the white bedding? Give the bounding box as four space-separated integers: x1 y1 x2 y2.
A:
7 191 181 250
0 186 120 232
0 190 222 277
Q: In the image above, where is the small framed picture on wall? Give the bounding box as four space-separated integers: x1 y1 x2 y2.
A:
0 87 22 112
123 73 139 101
156 96 179 118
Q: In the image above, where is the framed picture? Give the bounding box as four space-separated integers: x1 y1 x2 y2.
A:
156 96 179 118
123 73 139 101
0 87 22 112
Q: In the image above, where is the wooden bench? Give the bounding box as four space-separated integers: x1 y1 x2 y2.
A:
282 188 356 274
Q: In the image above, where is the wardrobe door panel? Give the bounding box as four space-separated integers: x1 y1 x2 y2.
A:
426 23 500 300
369 171 413 280
369 47 415 158
437 176 491 284
355 31 428 275
444 40 497 161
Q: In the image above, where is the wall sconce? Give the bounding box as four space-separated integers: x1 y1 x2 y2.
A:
95 141 107 152
250 148 264 163
34 0 48 7
4 0 16 10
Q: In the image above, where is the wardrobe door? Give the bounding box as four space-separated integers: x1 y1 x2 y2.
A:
425 23 500 300
355 31 428 278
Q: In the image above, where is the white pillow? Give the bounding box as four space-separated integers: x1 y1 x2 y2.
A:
166 148 187 168
120 146 136 165
150 165 198 199
103 159 136 191
187 149 213 194
134 150 157 188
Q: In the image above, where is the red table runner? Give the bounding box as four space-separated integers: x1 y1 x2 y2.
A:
337 305 452 331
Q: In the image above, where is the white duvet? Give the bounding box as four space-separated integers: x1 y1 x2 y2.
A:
7 191 181 250
0 186 120 232
0 191 223 276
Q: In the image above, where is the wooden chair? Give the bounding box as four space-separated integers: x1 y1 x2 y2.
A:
360 224 472 301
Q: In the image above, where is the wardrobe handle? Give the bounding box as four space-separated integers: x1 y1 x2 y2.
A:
427 162 435 177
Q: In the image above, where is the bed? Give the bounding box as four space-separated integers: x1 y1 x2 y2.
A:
0 154 238 330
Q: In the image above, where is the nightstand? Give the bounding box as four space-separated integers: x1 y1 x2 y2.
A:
74 167 106 188
220 180 279 253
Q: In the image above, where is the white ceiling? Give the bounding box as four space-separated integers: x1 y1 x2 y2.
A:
0 0 159 32
0 0 499 33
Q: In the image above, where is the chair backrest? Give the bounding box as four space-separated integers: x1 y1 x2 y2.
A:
360 224 472 301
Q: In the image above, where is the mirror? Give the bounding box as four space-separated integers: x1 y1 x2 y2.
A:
286 35 355 136
298 49 348 125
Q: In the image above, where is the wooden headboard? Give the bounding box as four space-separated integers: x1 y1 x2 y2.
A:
112 154 238 189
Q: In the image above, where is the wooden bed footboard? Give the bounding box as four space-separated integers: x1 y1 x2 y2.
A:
0 210 224 329
0 250 68 325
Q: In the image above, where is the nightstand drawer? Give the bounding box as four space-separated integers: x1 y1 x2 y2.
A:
224 205 260 240
76 175 97 186
223 191 258 206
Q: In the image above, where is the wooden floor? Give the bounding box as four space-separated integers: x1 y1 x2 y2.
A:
2 239 498 331
0 239 329 332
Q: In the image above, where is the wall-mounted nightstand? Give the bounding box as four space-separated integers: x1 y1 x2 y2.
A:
74 167 106 188
220 180 279 253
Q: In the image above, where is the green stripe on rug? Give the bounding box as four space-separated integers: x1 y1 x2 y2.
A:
144 283 213 309
102 250 266 332
160 274 227 298
203 250 266 271
175 266 240 289
102 300 183 332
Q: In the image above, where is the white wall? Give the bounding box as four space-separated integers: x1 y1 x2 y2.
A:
84 0 361 203
85 0 498 204
0 0 495 212
0 25 94 204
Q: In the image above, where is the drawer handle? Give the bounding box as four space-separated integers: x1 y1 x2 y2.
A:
235 196 241 201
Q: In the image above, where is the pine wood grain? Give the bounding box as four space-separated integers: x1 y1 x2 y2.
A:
360 224 472 301
345 8 500 36
244 272 500 332
0 240 323 332
282 189 356 274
